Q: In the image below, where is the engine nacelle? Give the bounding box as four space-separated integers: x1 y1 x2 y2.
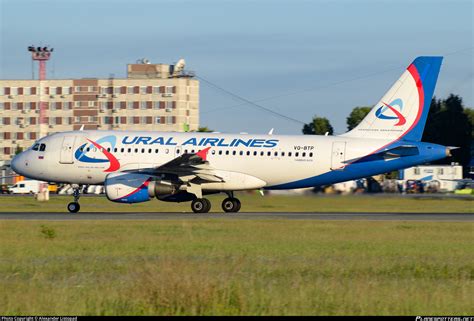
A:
148 180 178 198
105 172 181 204
105 172 153 203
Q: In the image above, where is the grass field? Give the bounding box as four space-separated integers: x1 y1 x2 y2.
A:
0 193 472 213
0 219 473 315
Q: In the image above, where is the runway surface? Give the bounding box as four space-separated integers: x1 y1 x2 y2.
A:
0 212 473 221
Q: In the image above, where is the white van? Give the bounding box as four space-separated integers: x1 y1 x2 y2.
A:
9 180 41 194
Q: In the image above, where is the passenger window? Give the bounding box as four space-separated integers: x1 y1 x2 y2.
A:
39 144 46 152
86 147 90 152
32 144 39 151
260 151 264 156
134 148 138 153
281 152 285 156
288 152 292 157
267 151 271 156
121 148 124 153
176 149 180 154
148 149 152 153
20 184 25 188
246 151 250 156
155 149 159 153
239 151 243 156
253 151 257 156
309 152 313 157
218 150 222 155
295 152 299 157
232 151 236 156
184 149 188 154
211 150 216 155
225 150 229 155
302 152 306 157
274 151 278 156
114 148 117 152
191 150 195 153
128 148 132 153
141 148 145 153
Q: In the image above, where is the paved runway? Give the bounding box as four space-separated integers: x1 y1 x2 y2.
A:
0 212 472 221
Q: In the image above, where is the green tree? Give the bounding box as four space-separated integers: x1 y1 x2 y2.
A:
346 106 371 131
422 94 472 176
15 146 23 155
464 107 474 139
302 116 333 135
196 126 213 132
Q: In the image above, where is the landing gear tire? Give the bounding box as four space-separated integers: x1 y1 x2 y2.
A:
191 198 211 213
222 197 241 213
67 202 80 213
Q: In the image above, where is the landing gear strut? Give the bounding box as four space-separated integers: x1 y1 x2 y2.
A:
222 192 241 213
191 198 211 213
67 186 81 213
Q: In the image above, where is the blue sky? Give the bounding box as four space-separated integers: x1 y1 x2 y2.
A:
1 0 472 134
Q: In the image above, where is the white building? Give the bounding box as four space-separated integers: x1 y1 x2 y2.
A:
399 164 463 192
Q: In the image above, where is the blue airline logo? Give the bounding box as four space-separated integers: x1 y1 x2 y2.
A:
122 136 279 148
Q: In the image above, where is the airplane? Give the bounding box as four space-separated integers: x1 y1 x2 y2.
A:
11 56 452 213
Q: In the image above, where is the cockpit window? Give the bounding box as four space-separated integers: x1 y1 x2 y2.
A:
32 144 40 151
39 144 46 152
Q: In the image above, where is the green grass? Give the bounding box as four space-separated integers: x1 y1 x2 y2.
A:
0 220 473 315
0 193 472 213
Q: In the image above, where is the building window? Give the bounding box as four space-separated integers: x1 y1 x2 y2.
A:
24 102 31 111
0 118 2 125
114 102 120 110
74 101 80 107
165 101 173 112
153 101 160 109
166 116 173 124
0 88 4 95
153 86 160 94
50 102 56 111
165 86 174 93
63 102 71 110
140 86 147 94
0 102 3 110
10 87 18 95
62 86 70 94
155 117 161 124
140 101 147 109
74 86 80 93
49 87 56 95
50 117 56 125
12 103 17 110
141 116 147 124
127 86 134 94
88 101 95 107
23 87 31 95
438 168 444 175
414 168 420 175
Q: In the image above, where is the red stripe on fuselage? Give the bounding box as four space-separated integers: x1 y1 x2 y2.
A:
86 139 121 172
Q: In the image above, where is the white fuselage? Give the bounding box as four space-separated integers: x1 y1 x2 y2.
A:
14 130 393 189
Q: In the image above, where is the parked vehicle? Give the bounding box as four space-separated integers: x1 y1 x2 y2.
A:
0 184 11 194
9 180 41 194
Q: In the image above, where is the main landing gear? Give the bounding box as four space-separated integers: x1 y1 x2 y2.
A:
67 185 81 213
190 192 241 214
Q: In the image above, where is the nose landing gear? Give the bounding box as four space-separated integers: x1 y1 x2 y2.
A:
67 186 81 213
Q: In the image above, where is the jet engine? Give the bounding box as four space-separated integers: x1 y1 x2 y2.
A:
104 172 180 203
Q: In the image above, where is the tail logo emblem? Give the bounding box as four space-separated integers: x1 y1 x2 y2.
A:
375 98 406 126
74 135 120 172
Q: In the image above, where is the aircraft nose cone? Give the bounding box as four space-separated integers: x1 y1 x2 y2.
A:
11 154 20 173
11 153 25 176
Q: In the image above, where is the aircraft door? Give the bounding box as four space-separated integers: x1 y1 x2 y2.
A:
331 141 346 170
59 136 76 164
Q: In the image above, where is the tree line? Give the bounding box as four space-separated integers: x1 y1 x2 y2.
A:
302 94 473 175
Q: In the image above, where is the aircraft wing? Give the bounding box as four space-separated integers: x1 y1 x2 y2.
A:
123 147 224 183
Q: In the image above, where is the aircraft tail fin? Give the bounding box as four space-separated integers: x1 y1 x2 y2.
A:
342 56 443 142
